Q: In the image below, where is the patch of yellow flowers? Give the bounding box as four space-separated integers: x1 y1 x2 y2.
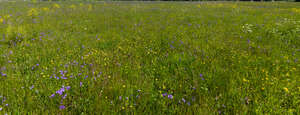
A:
53 3 60 9
42 7 50 12
291 8 300 13
70 4 76 9
27 8 39 16
0 14 11 23
0 18 3 23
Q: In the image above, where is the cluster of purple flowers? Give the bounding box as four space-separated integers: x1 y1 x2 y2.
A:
0 95 9 111
59 70 68 79
50 70 69 80
200 74 205 81
31 64 39 70
0 72 7 77
162 93 173 99
50 86 71 109
180 98 191 106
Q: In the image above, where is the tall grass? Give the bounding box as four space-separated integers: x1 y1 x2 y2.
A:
0 2 299 114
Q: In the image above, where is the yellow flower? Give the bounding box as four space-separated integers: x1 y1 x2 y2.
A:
70 4 76 9
122 85 126 88
243 78 249 82
286 73 290 77
27 8 39 16
292 8 300 13
42 7 49 12
283 87 289 93
0 18 3 23
4 15 10 18
122 107 125 110
53 3 60 8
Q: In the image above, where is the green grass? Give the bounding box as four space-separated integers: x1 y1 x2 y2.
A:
0 1 299 114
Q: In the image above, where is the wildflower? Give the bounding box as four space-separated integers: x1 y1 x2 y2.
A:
42 7 49 12
292 8 300 13
200 74 204 80
53 4 60 8
283 87 289 92
1 73 7 77
50 94 55 98
168 94 173 99
29 85 34 90
66 86 71 90
187 102 191 106
59 105 65 109
61 76 67 79
27 8 39 16
4 14 11 19
70 4 76 9
119 96 122 100
0 18 3 23
56 87 65 95
80 82 83 87
182 98 186 103
122 85 126 88
0 107 2 111
162 93 167 97
62 94 67 99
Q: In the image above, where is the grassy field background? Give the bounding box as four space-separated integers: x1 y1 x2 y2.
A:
0 1 299 114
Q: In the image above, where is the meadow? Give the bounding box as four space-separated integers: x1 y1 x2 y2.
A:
0 1 299 114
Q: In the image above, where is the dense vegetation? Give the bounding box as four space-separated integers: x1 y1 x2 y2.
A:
0 2 299 114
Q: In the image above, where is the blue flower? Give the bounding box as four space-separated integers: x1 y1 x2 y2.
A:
50 94 55 98
62 94 67 99
59 105 65 109
56 87 65 95
182 98 186 103
162 93 167 97
29 85 34 90
168 94 173 99
66 86 71 90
